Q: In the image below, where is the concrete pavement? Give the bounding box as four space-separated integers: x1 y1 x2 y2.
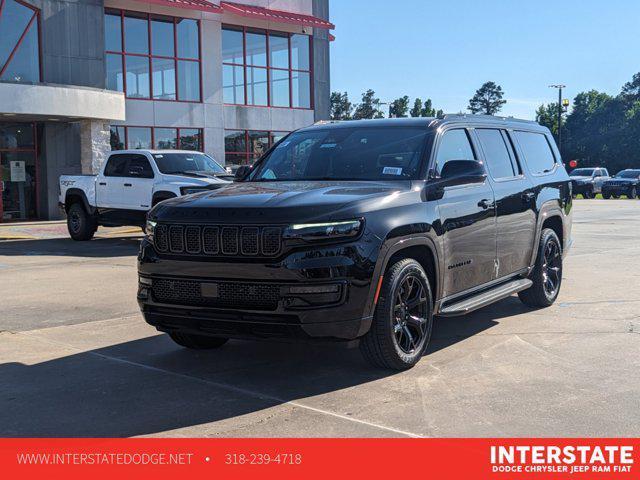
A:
1 200 639 437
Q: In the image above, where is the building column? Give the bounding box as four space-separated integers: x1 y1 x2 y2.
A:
79 120 111 174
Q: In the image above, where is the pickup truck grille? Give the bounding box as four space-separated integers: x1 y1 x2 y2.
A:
154 224 282 258
151 279 281 311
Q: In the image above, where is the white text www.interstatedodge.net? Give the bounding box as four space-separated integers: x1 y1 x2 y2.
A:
17 452 194 466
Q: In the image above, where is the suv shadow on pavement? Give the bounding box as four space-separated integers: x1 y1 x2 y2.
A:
0 303 523 437
0 237 141 258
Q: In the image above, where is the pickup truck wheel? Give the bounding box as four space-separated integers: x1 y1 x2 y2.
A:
360 258 433 370
67 203 97 241
628 187 637 199
518 228 562 308
168 332 228 349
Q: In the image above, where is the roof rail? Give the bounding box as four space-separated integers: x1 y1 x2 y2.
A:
435 113 538 124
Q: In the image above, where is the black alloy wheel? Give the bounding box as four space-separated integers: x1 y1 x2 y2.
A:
518 228 563 308
360 258 433 370
392 275 429 355
541 237 562 299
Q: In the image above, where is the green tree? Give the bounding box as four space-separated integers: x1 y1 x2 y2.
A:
421 98 436 117
353 89 385 120
389 95 410 117
535 102 566 136
410 98 423 117
468 81 506 115
330 91 353 120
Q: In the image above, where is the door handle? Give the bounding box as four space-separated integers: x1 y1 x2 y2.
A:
99 182 106 186
124 183 132 187
521 191 535 202
478 199 494 209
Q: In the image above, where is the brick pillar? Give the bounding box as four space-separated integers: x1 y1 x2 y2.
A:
79 120 111 174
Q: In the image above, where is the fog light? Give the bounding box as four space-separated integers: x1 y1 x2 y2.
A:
288 284 340 294
139 276 153 286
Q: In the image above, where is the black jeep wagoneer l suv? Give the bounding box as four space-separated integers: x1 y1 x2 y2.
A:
138 115 572 370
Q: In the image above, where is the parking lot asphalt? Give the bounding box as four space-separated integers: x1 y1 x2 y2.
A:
1 200 639 438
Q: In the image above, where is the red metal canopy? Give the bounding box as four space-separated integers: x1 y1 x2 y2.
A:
143 0 223 14
220 1 334 29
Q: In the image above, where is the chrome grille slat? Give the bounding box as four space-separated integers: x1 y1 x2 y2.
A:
157 223 282 258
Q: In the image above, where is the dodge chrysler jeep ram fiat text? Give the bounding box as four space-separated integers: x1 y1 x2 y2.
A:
138 116 573 370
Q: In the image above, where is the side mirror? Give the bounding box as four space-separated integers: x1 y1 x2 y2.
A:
234 165 251 181
439 160 486 187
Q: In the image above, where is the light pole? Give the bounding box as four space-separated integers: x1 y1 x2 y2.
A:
549 84 565 154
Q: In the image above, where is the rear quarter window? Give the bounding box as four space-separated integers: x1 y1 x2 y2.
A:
514 131 556 175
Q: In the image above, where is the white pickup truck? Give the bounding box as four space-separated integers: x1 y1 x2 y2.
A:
59 150 232 240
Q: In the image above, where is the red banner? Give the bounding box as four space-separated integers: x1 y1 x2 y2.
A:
0 439 637 479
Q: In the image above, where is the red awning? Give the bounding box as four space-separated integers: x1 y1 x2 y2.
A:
220 1 334 29
142 0 223 14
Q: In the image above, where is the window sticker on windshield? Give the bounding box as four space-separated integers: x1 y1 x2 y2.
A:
320 143 337 149
383 166 403 175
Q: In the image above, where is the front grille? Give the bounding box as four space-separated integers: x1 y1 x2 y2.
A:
154 224 282 258
606 182 625 187
152 279 281 311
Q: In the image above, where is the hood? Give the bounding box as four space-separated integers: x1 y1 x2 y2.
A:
151 180 412 223
570 176 593 182
161 173 231 188
605 178 637 184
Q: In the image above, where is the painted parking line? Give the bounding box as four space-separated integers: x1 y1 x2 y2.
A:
20 329 423 438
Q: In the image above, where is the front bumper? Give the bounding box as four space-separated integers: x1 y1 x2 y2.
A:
572 182 594 194
602 185 635 196
137 237 378 342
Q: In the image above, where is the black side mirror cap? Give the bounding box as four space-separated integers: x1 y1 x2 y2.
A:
234 165 251 181
439 160 487 187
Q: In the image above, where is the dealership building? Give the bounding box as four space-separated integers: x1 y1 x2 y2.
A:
0 0 332 221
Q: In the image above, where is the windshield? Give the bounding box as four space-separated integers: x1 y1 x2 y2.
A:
570 168 595 177
615 170 640 179
249 127 429 181
152 153 226 175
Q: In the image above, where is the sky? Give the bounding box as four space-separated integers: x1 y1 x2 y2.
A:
329 0 640 119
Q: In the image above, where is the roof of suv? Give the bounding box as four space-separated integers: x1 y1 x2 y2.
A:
301 114 546 132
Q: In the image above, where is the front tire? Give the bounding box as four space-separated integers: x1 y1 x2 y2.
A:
169 332 228 349
67 202 97 241
602 192 611 199
582 190 594 199
518 228 562 308
360 258 433 370
628 187 637 199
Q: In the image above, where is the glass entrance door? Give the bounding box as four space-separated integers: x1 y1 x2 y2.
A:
0 123 38 221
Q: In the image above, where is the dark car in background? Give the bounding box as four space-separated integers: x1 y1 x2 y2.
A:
601 169 640 199
138 115 572 370
569 167 610 198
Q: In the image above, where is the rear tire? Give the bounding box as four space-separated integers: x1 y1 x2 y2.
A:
582 190 594 199
360 258 433 370
67 202 97 241
602 192 611 199
169 332 228 349
518 228 562 308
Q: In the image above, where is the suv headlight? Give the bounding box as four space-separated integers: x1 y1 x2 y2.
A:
284 219 363 241
145 219 157 241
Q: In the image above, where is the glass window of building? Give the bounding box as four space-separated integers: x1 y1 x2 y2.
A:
0 0 40 83
109 126 204 152
222 26 312 109
224 130 290 168
104 9 201 102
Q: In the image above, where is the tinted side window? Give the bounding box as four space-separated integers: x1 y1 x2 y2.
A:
514 131 556 175
127 155 154 178
476 129 515 179
104 155 129 177
435 129 475 174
